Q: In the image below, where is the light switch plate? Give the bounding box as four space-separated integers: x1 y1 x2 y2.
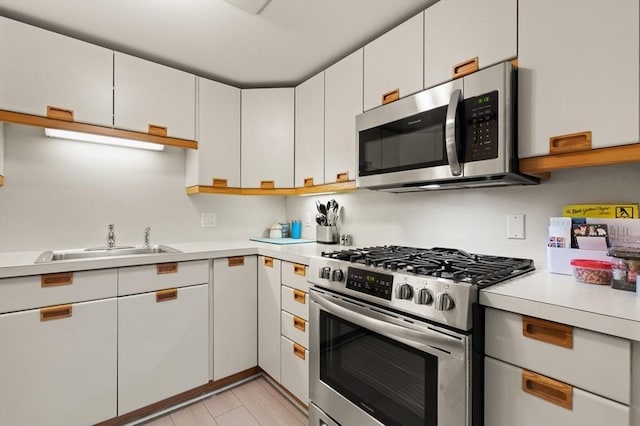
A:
507 214 525 239
201 213 217 228
305 211 312 227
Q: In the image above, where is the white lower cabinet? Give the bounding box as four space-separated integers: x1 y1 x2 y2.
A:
258 256 282 381
280 335 309 403
0 298 117 426
117 284 209 414
213 256 257 380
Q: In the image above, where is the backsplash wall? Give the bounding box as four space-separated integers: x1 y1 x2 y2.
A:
286 163 640 269
0 124 286 252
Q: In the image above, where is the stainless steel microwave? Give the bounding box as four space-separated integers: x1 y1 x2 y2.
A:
356 61 538 192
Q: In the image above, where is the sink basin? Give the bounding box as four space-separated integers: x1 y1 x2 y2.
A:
35 245 182 263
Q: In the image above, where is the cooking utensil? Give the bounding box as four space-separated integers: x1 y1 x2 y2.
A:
316 214 327 225
316 200 327 216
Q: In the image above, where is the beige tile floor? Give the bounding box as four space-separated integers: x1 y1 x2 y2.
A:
143 377 308 426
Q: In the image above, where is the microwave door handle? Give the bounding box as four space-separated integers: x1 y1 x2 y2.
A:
445 88 463 176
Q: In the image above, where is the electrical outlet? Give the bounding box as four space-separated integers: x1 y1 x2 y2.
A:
305 211 312 227
507 214 525 239
201 213 217 228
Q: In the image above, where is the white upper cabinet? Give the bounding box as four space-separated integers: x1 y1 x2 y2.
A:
186 78 241 188
325 49 363 184
241 88 294 188
0 17 113 127
295 71 325 187
363 12 424 111
423 0 517 89
518 0 640 158
114 52 196 140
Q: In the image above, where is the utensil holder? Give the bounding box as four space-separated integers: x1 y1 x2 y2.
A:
316 226 338 244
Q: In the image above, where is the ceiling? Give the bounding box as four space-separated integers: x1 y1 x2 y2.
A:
0 0 434 88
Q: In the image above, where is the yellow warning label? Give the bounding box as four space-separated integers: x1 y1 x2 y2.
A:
563 204 639 219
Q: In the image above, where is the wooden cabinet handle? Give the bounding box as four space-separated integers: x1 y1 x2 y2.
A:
549 131 592 154
156 288 178 302
304 177 314 187
335 172 349 182
41 272 73 288
452 57 479 79
157 263 178 275
522 370 573 410
260 180 275 189
523 316 573 349
293 342 306 360
212 178 228 188
381 88 399 105
264 257 274 267
293 263 306 276
293 289 306 304
148 124 168 137
40 304 72 321
293 316 306 332
46 105 74 122
228 256 245 267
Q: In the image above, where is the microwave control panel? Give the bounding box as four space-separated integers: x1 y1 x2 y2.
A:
346 267 393 301
464 90 499 162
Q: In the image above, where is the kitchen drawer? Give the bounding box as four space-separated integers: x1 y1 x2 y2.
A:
118 260 209 296
281 261 309 292
281 285 308 321
0 269 117 314
281 310 308 349
485 307 631 404
485 357 630 426
280 336 309 404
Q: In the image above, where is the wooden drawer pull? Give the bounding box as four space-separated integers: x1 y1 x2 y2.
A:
293 316 306 332
148 124 168 137
336 172 349 182
452 57 479 79
381 88 399 105
293 289 306 304
156 288 178 302
304 177 314 187
212 178 228 188
157 263 178 275
260 180 275 189
523 316 573 348
293 263 306 276
293 342 306 360
47 105 74 122
40 304 72 321
41 272 73 288
228 256 245 267
549 131 592 154
264 257 274 267
522 370 573 410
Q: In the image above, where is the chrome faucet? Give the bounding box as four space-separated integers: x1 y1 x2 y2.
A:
107 224 115 249
144 226 151 248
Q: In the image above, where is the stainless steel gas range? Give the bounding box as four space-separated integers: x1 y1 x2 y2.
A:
307 246 535 426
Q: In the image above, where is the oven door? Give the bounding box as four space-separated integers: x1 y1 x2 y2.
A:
309 288 471 426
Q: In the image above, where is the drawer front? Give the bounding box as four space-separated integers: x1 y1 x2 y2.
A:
281 310 309 349
0 269 117 314
118 260 209 296
281 261 309 292
281 285 308 321
485 357 630 426
485 307 631 404
280 336 309 404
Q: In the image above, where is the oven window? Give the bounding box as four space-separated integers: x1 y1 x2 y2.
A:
320 311 438 426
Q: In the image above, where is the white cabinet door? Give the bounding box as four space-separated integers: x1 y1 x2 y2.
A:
241 88 294 188
118 284 209 414
363 12 424 111
258 256 281 381
518 0 639 158
114 52 196 140
295 71 325 187
213 256 257 381
423 0 516 89
0 16 113 126
280 336 309 404
0 299 117 426
186 78 241 188
325 49 363 184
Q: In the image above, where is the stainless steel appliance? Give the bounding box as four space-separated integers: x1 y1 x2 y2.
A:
308 246 535 426
356 61 538 191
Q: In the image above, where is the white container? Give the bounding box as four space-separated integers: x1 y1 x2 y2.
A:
269 223 282 239
546 247 611 275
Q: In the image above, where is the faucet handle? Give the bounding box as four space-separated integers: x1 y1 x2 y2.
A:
144 226 151 247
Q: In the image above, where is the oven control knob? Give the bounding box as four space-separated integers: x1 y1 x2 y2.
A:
331 269 345 282
414 287 433 305
395 283 413 300
319 267 331 279
435 292 455 311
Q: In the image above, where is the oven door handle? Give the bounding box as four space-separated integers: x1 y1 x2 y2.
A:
311 290 466 358
445 88 463 177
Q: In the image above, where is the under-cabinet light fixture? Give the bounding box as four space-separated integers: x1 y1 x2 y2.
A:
44 129 165 151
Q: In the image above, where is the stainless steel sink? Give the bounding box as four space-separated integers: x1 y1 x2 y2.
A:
35 245 182 263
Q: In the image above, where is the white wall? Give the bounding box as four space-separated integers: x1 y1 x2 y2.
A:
0 124 286 252
286 164 640 269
